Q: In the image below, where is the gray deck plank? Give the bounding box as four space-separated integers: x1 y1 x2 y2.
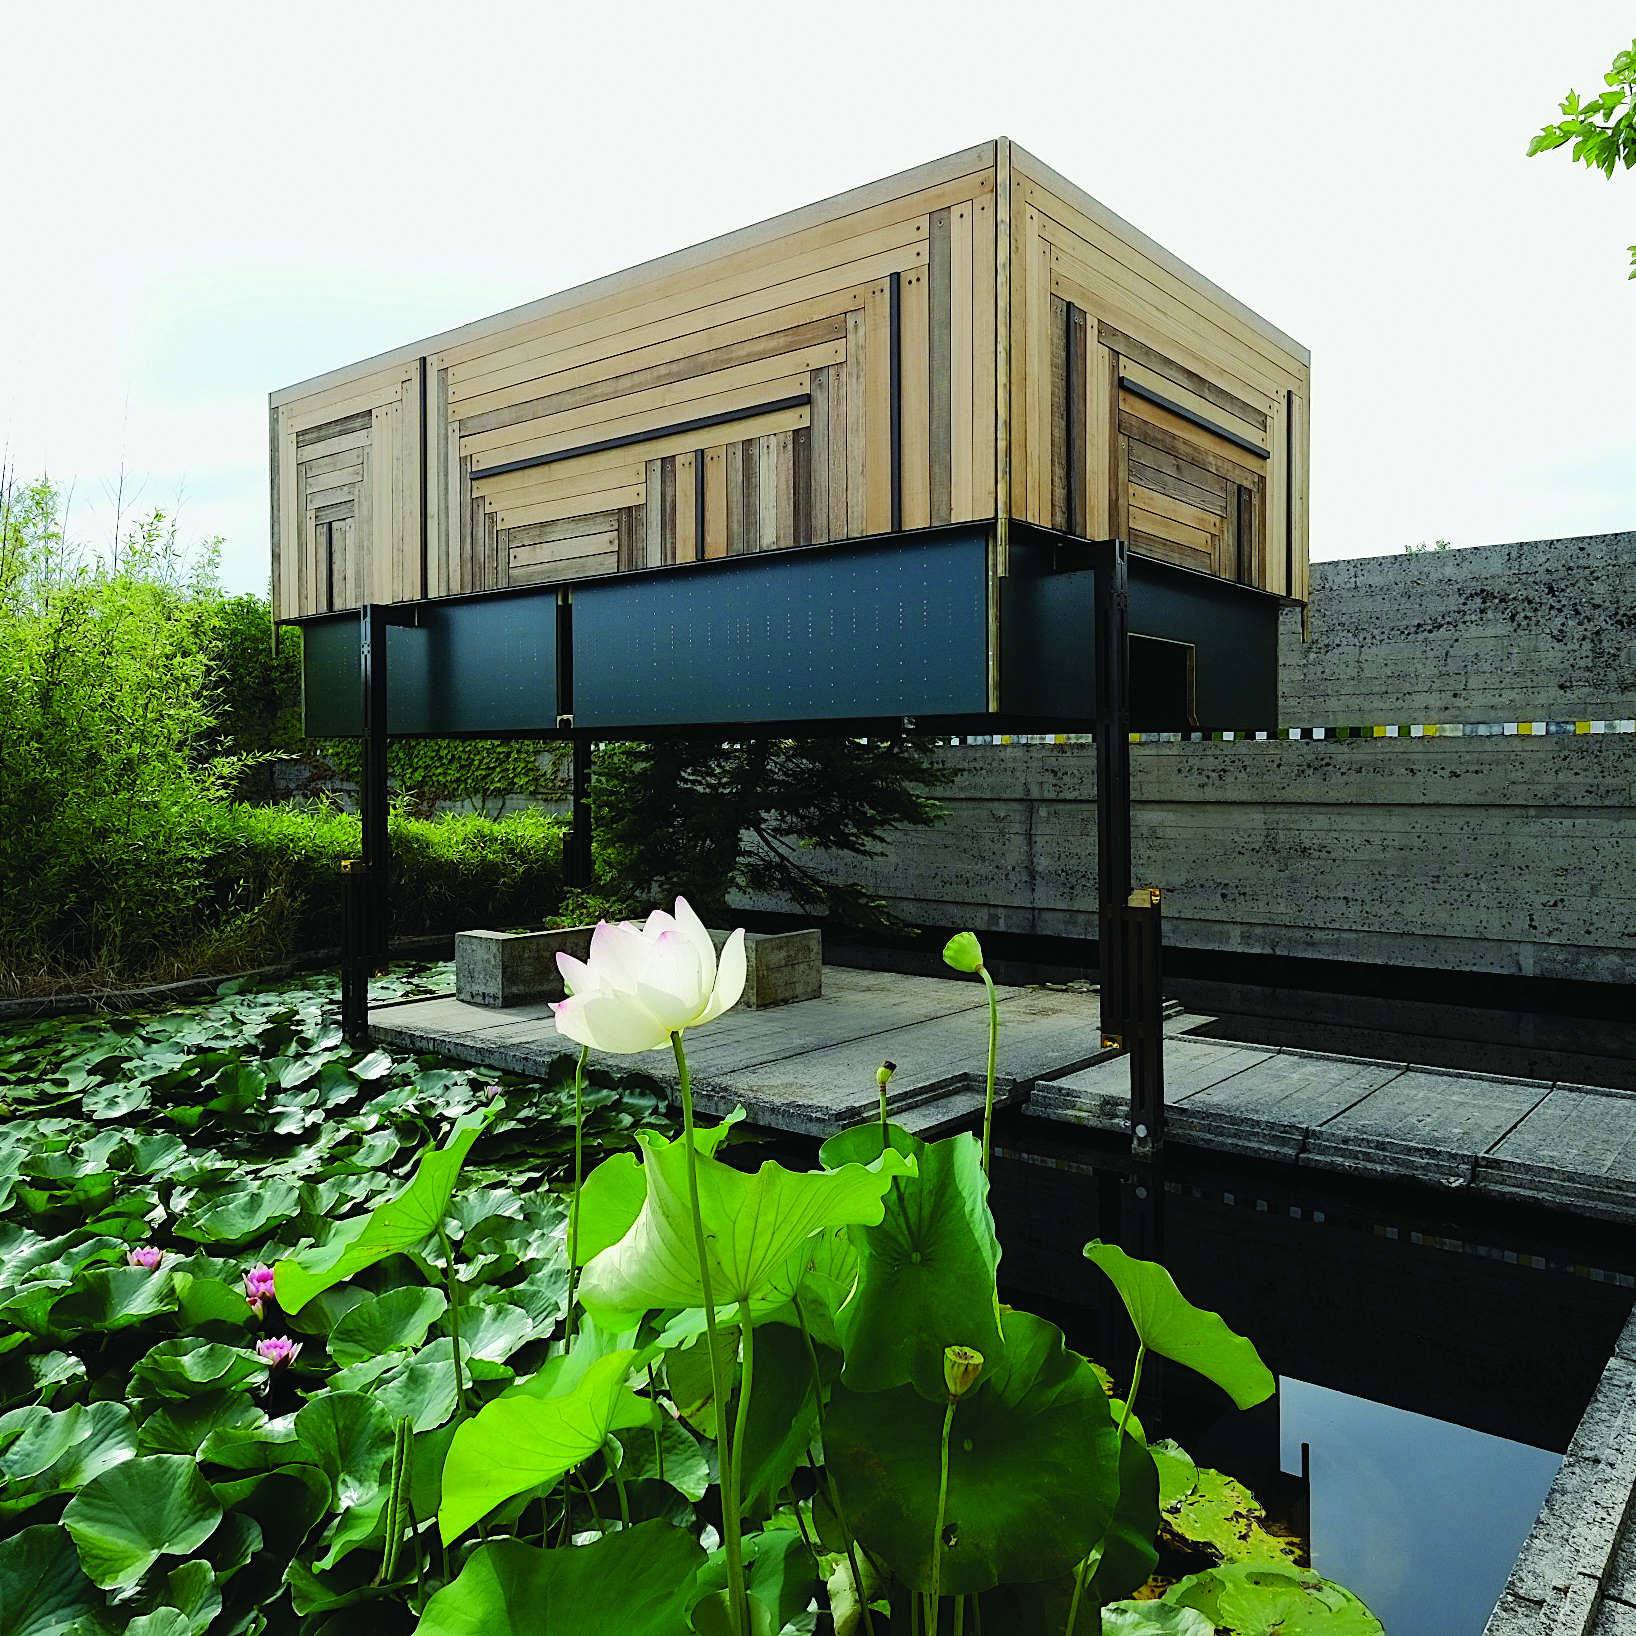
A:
1478 1088 1636 1220
1303 1068 1553 1183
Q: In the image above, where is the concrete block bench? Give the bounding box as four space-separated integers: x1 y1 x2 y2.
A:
455 924 822 1011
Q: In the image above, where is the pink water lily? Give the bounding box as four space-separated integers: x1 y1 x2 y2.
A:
128 1246 164 1271
551 896 746 1054
256 1335 301 1368
244 1264 276 1316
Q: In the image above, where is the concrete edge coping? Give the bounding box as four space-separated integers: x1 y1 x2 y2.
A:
1483 1302 1636 1634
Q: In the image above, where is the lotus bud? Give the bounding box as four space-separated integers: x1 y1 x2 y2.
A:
256 1336 301 1369
128 1246 163 1271
876 1061 897 1089
944 1344 984 1400
942 932 985 974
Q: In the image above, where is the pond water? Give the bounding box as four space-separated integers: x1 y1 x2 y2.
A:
988 1122 1636 1636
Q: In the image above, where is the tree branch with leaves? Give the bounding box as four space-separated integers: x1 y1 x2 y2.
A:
1529 36 1636 278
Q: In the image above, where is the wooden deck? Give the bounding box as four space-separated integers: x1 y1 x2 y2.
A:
371 969 1636 1222
1032 1037 1636 1222
368 965 1158 1138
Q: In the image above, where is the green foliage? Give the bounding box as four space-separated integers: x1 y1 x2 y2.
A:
1084 1241 1277 1410
589 736 954 932
1529 35 1636 276
315 735 570 818
0 475 567 991
0 957 1381 1636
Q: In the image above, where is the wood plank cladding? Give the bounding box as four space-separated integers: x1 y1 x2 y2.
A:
271 140 1310 618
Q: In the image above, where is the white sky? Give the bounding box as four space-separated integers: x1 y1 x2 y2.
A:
1 1 1632 596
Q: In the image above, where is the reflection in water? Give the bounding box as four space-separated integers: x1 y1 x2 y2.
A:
1280 1377 1560 1636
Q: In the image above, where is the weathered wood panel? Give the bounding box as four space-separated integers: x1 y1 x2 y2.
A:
271 140 1307 614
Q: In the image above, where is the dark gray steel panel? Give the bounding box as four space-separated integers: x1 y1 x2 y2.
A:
409 596 556 734
998 537 1096 719
298 597 558 737
302 615 362 737
572 534 990 729
1128 560 1277 732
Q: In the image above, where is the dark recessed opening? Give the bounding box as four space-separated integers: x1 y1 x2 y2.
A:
1129 633 1197 731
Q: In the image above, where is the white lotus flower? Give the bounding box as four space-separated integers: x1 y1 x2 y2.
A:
551 897 747 1054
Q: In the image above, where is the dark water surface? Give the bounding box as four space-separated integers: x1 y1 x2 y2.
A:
988 1121 1636 1636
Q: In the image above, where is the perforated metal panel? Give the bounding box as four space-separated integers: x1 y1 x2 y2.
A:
571 533 990 730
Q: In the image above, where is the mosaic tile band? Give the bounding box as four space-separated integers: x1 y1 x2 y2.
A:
958 719 1636 746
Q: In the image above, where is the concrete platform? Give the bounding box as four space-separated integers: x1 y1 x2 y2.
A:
368 966 1190 1138
1032 1037 1636 1223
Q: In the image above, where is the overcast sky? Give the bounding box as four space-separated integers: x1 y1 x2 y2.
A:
1 1 1631 595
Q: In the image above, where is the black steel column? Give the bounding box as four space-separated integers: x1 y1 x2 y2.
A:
1126 890 1166 1157
565 734 594 889
1095 541 1132 1047
340 858 369 1043
360 603 391 969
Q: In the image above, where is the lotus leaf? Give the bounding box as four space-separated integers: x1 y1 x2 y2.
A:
61 1453 222 1589
1084 1242 1276 1409
1159 1450 1303 1567
610 1411 711 1503
213 1464 331 1565
172 1275 253 1329
273 1105 495 1313
1081 1420 1162 1606
132 1341 267 1400
293 1391 393 1508
738 1323 839 1517
174 1180 300 1246
458 1299 533 1363
829 1130 1004 1400
136 1389 266 1456
1102 1604 1215 1635
439 1348 656 1541
827 1308 1120 1593
50 1265 179 1333
0 1402 135 1514
373 1338 464 1431
0 1523 103 1636
1164 1562 1384 1634
417 1521 706 1636
160 1557 221 1633
579 1128 912 1318
326 1285 447 1366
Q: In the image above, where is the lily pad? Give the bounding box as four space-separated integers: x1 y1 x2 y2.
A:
439 1349 656 1541
1159 1449 1303 1567
1084 1242 1275 1409
131 1340 267 1400
0 1523 103 1636
274 1106 494 1313
293 1392 395 1509
1164 1562 1384 1634
417 1521 705 1636
50 1265 179 1333
827 1308 1120 1593
327 1285 447 1367
579 1129 912 1318
61 1453 222 1589
1102 1604 1215 1635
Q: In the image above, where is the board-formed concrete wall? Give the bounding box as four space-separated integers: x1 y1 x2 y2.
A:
765 736 1632 984
738 532 1635 983
1280 531 1636 727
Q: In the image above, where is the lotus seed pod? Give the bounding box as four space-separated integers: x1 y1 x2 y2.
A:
944 1344 985 1399
942 932 984 974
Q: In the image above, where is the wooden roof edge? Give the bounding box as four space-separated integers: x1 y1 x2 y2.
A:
270 141 1001 410
1007 140 1311 370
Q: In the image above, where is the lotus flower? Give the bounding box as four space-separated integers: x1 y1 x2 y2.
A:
128 1246 164 1271
257 1336 301 1368
551 897 746 1054
244 1264 276 1316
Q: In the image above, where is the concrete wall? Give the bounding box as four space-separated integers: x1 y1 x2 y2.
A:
1280 532 1636 727
747 736 1634 985
739 533 1636 985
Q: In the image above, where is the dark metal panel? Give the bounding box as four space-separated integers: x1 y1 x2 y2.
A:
997 534 1097 720
1128 557 1278 732
405 595 557 734
573 533 990 730
300 596 558 737
301 614 363 737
